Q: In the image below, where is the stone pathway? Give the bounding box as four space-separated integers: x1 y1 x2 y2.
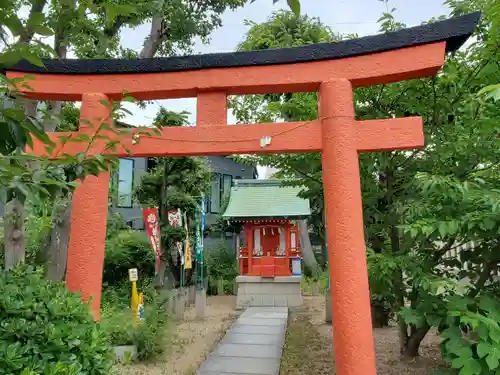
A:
196 306 288 375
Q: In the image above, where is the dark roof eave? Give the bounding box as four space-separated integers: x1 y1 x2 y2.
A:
5 12 480 75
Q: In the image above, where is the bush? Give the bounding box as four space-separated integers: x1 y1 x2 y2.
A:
133 302 169 361
0 266 114 375
101 308 135 347
101 287 169 361
103 230 155 286
206 240 238 281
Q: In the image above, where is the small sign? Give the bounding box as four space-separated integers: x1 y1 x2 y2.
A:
129 268 138 282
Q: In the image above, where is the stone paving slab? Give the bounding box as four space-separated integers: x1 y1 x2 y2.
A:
221 332 284 345
231 324 284 335
196 306 288 375
214 343 282 359
240 311 288 320
236 317 286 326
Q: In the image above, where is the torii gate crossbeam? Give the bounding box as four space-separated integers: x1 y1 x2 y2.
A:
5 12 479 375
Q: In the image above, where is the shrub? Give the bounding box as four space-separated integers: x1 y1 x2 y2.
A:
0 266 114 375
206 240 238 281
101 287 169 361
101 308 135 347
133 302 169 361
103 230 155 286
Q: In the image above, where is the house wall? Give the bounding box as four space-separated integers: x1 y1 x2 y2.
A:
110 155 256 235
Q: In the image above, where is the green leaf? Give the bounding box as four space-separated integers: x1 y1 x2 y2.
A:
3 14 25 36
479 296 500 314
490 328 500 343
426 314 443 327
399 308 425 328
477 342 490 359
451 356 482 375
287 0 301 16
23 50 45 68
483 217 495 230
438 221 448 237
445 338 472 358
486 346 500 370
33 24 54 36
478 83 500 101
440 326 462 341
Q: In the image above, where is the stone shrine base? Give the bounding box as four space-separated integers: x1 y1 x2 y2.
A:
236 275 303 309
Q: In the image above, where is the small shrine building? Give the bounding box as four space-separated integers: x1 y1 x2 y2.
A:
223 179 310 308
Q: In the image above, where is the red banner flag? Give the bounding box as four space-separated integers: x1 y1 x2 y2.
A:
142 208 161 275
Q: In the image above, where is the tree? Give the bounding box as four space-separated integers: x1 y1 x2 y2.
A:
230 10 340 275
1 0 249 279
356 0 500 359
134 107 212 289
232 0 500 365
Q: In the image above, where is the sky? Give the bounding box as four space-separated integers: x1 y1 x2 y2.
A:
117 0 451 128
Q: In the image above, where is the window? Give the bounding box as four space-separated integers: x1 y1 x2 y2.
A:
117 158 134 207
208 173 233 214
222 174 232 202
210 173 221 213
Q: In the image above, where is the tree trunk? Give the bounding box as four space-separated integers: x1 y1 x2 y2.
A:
4 198 26 270
298 219 319 275
371 299 390 328
401 325 431 358
139 13 167 59
43 193 72 281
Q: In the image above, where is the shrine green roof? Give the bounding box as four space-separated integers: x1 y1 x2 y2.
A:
222 179 311 220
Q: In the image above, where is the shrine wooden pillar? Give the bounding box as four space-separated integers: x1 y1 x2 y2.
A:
65 93 111 320
285 224 291 272
320 79 376 375
246 224 253 275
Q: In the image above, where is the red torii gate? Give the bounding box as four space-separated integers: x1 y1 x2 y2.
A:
6 12 479 375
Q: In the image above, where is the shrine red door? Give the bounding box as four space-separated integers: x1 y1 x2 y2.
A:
261 227 280 256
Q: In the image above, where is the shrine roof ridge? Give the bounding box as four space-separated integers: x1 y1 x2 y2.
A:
5 12 480 75
233 179 296 187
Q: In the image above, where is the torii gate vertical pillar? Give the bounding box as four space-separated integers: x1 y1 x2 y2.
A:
65 93 111 320
320 79 377 375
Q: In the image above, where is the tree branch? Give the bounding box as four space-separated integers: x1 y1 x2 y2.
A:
469 259 497 298
432 236 458 263
19 0 48 44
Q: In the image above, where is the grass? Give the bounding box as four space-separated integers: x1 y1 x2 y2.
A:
280 307 335 375
300 271 329 296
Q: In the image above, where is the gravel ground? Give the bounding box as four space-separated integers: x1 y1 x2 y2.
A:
117 295 239 375
281 296 447 375
117 294 446 375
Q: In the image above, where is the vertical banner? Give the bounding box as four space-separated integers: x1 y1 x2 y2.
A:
196 196 205 262
142 208 161 275
183 212 192 269
168 209 184 264
194 195 205 289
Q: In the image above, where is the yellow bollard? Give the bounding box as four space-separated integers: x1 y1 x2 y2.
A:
129 268 139 322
